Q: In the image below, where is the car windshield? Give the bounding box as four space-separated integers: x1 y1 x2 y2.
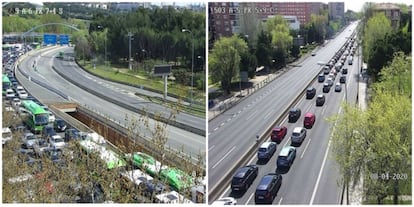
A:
231 177 243 185
34 114 49 125
292 132 300 136
258 148 267 152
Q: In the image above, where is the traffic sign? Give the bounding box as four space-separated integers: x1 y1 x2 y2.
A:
59 34 69 45
43 34 57 45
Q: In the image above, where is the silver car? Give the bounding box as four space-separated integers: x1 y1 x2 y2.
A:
291 127 307 146
22 132 39 149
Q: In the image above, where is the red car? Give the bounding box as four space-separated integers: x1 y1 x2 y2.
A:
303 112 316 129
271 126 287 143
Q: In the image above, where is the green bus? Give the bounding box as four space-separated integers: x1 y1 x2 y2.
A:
160 167 194 192
79 138 127 170
2 74 11 94
21 100 49 133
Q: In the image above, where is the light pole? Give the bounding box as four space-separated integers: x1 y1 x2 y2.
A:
97 25 107 68
197 55 205 94
142 49 147 73
182 28 194 105
127 32 133 70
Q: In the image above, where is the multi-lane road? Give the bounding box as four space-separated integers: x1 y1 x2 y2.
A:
16 46 205 162
208 22 360 203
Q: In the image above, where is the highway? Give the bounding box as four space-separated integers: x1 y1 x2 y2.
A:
208 22 360 203
16 46 205 162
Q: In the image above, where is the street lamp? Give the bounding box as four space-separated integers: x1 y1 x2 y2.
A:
182 28 194 105
197 55 205 94
97 25 107 68
142 49 147 73
127 32 133 70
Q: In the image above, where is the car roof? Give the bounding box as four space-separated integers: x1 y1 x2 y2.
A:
293 127 303 133
336 83 341 86
257 175 275 190
304 112 314 117
260 142 274 149
279 146 295 156
317 94 324 98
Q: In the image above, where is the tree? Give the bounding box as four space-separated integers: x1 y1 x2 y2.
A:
255 30 272 69
265 15 293 61
209 35 248 94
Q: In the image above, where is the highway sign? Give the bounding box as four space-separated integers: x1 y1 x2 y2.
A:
43 34 57 45
59 34 69 45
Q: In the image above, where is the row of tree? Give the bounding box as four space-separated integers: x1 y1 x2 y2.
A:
331 3 411 204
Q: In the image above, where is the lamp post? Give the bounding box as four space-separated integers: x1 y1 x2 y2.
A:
142 49 147 73
97 25 107 68
182 28 194 105
197 55 205 94
127 32 133 70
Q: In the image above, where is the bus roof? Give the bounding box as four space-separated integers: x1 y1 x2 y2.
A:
22 100 47 115
3 74 11 83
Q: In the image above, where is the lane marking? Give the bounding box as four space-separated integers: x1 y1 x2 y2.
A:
219 185 231 200
301 138 312 159
226 118 231 122
212 146 236 169
214 127 218 131
263 110 273 120
246 110 258 121
246 193 255 205
208 145 215 151
278 197 284 205
310 107 342 204
220 123 225 127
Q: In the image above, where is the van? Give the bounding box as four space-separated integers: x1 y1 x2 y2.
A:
303 112 316 129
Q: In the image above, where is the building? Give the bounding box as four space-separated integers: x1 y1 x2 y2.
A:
209 2 326 43
373 3 401 28
328 2 345 20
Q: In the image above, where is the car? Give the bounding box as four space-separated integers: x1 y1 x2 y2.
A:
12 97 21 107
21 132 39 149
231 165 258 192
270 126 287 144
288 108 301 123
323 66 330 74
49 135 65 149
306 87 316 99
53 119 67 132
311 51 316 56
340 75 346 83
33 139 50 157
276 146 297 169
318 73 325 82
143 179 168 198
291 127 307 146
64 128 80 142
42 126 56 139
47 111 55 123
2 127 13 145
342 68 348 74
17 90 28 99
316 94 326 106
5 89 15 99
257 141 277 160
335 83 342 92
323 82 331 93
254 173 282 204
15 85 25 94
326 77 334 86
212 197 237 205
303 112 316 129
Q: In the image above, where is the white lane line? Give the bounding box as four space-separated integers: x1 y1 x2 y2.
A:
245 193 255 205
212 146 236 169
278 197 284 205
219 185 231 200
238 110 242 114
301 138 312 159
214 127 218 131
208 145 215 151
220 123 225 127
226 118 231 122
310 107 342 204
246 110 258 121
263 110 273 120
321 105 327 115
232 114 236 118
305 103 312 113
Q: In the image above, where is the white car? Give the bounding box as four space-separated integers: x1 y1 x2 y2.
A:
12 98 21 107
18 90 28 99
15 85 25 94
212 197 237 205
2 127 13 145
5 89 15 99
49 135 65 149
47 111 56 123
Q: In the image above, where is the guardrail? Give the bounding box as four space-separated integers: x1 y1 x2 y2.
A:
51 65 206 137
208 35 356 202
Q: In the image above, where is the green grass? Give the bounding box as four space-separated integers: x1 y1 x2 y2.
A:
78 60 205 117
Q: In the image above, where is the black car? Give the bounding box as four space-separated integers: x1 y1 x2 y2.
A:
41 126 56 139
340 75 346 83
322 83 330 93
64 128 80 142
288 108 301 123
306 87 316 99
342 68 348 74
316 94 325 106
231 165 259 192
254 173 283 204
318 73 325 82
335 83 342 92
54 119 67 132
